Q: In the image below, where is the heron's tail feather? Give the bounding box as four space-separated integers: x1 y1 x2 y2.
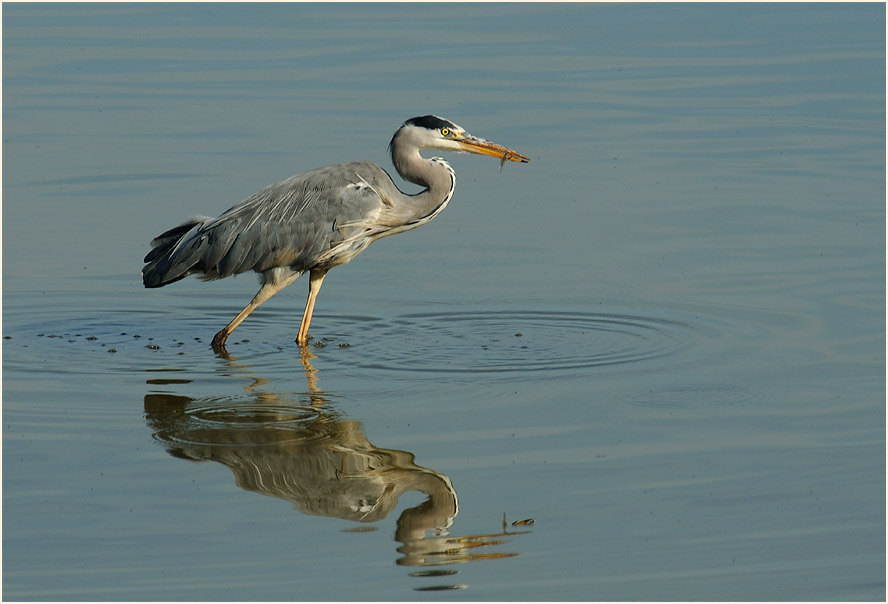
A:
142 217 213 288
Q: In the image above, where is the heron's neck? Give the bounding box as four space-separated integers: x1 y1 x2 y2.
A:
391 147 456 223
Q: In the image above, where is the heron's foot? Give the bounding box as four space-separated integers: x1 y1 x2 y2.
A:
211 330 230 353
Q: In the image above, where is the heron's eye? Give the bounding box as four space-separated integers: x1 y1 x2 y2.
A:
441 128 450 137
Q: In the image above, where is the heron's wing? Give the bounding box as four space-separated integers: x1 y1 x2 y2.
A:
196 162 399 277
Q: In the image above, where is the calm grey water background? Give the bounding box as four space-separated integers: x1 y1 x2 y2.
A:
2 3 885 601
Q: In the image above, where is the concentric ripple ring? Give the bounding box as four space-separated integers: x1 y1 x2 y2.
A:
348 309 701 376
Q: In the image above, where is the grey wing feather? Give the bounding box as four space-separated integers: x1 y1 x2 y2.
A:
142 162 394 288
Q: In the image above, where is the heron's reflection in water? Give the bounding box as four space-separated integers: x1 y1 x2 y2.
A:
143 348 528 588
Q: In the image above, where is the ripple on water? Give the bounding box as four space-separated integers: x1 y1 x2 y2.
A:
183 401 322 430
624 383 759 408
144 395 327 448
332 309 704 378
6 300 718 382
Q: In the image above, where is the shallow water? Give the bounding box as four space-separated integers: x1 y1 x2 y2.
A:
3 3 885 601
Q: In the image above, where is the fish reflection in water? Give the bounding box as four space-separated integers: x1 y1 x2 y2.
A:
143 349 528 581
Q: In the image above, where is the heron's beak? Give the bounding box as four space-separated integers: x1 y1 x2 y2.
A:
454 134 530 163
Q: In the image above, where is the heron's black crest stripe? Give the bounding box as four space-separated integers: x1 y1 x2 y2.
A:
404 115 456 131
389 115 457 159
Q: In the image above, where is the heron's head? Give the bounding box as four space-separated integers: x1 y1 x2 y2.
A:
389 115 530 164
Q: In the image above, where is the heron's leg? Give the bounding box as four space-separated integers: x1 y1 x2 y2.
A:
296 268 329 345
211 272 301 350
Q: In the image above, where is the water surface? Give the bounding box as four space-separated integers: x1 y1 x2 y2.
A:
3 3 884 600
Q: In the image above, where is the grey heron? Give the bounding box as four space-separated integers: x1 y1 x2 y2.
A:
142 115 529 349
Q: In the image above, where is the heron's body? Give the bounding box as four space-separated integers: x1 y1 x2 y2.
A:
143 116 528 349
